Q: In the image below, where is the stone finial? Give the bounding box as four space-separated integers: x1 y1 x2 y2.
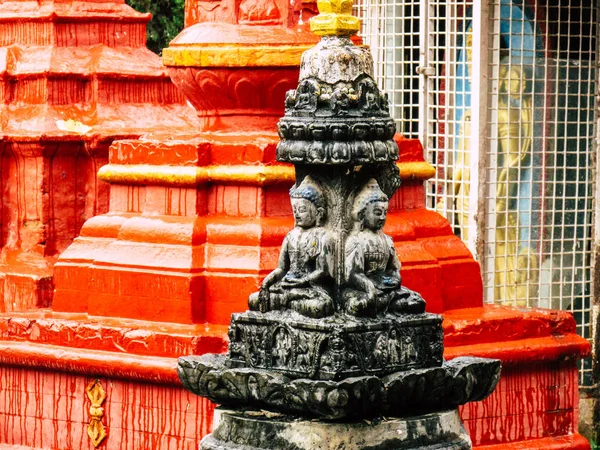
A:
309 0 360 37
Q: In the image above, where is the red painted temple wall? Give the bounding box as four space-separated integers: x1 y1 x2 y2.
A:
0 362 587 449
0 309 589 449
0 0 200 312
0 367 215 450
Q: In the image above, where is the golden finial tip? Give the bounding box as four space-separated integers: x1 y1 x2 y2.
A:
310 0 360 37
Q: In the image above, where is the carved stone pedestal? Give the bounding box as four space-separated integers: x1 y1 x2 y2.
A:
202 408 472 450
227 310 444 379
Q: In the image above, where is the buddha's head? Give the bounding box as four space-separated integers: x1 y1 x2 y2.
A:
499 65 527 97
353 179 389 231
290 176 326 228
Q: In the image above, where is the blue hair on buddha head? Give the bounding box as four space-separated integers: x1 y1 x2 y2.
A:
290 175 326 210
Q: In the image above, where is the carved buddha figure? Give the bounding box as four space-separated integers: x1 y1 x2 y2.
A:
249 176 334 318
342 179 426 317
358 78 380 112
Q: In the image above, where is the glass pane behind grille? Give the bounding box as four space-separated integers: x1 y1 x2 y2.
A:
486 0 597 386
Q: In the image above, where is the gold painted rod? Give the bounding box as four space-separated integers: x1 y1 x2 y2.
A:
397 161 437 181
98 162 435 187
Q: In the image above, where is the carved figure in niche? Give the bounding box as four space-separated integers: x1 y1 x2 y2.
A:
495 64 538 306
246 327 267 366
331 84 357 116
342 179 426 317
295 79 320 111
373 334 387 366
380 92 390 113
328 330 346 372
249 176 334 318
273 328 292 367
403 334 417 363
387 328 401 365
295 335 311 371
227 325 242 356
357 78 380 112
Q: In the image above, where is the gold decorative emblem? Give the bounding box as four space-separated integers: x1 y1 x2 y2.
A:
86 379 108 447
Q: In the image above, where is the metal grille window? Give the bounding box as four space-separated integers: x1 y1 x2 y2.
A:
421 1 474 245
354 0 420 138
358 0 599 387
485 0 597 386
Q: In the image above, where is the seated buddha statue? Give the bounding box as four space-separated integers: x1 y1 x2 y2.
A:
249 176 334 318
342 179 426 317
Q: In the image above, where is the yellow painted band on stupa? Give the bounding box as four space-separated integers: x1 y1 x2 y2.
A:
98 162 435 187
98 164 296 187
162 45 313 67
397 161 437 181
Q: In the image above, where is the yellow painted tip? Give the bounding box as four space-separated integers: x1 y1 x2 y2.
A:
310 0 360 36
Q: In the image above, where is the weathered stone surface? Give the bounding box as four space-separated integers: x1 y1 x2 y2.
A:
276 133 398 164
200 408 472 450
178 353 500 419
299 37 374 83
177 3 502 448
277 36 397 165
381 356 502 416
227 310 443 380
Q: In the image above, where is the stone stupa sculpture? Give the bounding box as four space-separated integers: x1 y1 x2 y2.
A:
177 1 501 447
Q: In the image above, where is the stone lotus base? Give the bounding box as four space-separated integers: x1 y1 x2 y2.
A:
178 353 500 420
201 408 472 450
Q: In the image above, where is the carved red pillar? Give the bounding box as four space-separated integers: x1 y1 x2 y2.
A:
0 0 198 312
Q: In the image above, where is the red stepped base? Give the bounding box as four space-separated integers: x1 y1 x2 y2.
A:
0 304 589 449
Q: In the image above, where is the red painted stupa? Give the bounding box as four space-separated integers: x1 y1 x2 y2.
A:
0 0 198 312
0 0 591 449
